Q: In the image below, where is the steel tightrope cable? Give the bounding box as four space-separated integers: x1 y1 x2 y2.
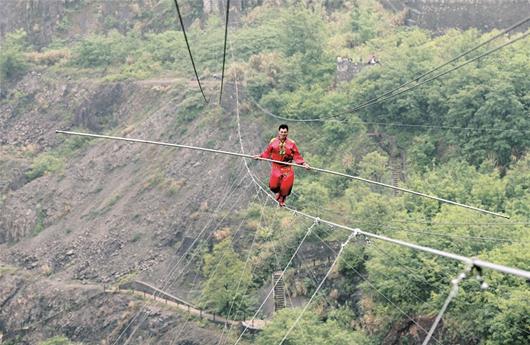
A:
55 130 509 219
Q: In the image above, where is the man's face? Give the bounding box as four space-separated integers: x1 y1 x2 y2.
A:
278 128 288 141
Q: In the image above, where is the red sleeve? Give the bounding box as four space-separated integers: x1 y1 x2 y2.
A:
291 142 305 164
260 142 273 159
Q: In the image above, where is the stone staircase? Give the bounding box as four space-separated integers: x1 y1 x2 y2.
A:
390 156 401 195
272 271 286 311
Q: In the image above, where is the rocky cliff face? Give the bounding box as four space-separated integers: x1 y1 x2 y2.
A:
381 0 530 32
0 0 267 48
0 267 224 344
0 1 273 342
0 65 261 342
1 0 156 48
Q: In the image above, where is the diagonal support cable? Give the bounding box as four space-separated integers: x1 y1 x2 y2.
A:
172 0 208 103
233 219 319 345
219 0 231 104
348 31 529 112
422 267 470 345
346 16 530 112
55 130 508 219
277 231 357 345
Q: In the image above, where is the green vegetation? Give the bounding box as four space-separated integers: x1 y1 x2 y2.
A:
32 206 47 236
25 136 90 182
131 233 142 242
200 239 255 319
6 0 529 343
26 153 64 181
0 29 29 82
39 336 81 345
256 309 368 345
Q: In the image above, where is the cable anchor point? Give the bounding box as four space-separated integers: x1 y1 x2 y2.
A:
470 261 489 290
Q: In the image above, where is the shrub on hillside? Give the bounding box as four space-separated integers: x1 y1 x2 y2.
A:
0 30 29 82
26 154 64 181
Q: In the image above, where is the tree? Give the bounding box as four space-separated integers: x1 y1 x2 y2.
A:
256 308 368 345
0 29 28 82
201 239 254 318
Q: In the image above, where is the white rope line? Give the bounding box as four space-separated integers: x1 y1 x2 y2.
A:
55 130 508 219
169 189 262 345
113 174 252 345
311 231 442 344
378 225 524 244
421 268 470 345
217 195 267 345
233 40 429 345
277 231 356 345
233 220 319 345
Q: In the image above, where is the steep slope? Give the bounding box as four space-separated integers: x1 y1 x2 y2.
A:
0 266 225 345
0 71 258 300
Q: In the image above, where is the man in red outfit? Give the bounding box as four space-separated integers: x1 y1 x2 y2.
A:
255 124 310 207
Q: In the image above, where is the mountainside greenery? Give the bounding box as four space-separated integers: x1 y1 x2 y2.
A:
2 1 529 344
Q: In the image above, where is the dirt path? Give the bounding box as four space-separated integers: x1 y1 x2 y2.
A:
117 286 268 330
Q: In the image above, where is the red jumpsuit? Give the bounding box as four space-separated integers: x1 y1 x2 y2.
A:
260 137 305 202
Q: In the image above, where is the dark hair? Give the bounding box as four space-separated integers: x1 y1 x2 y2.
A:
279 124 289 131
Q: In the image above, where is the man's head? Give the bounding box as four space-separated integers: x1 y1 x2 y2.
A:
278 124 289 141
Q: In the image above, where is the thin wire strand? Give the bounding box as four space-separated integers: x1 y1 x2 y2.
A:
250 99 530 133
233 221 318 345
172 0 207 103
348 16 530 112
55 130 508 219
277 232 355 345
217 194 268 345
346 32 530 113
112 174 251 345
422 270 469 345
380 225 524 244
312 231 443 344
219 0 231 103
170 190 262 344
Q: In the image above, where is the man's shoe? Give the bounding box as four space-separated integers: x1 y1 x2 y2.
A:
279 196 286 207
275 192 281 201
